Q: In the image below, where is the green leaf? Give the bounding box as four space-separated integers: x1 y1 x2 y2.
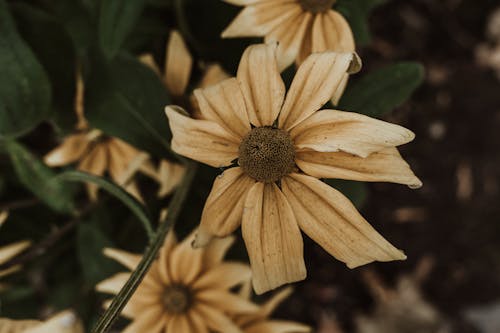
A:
324 179 368 208
77 222 120 286
56 170 154 240
85 52 172 157
336 0 387 46
10 3 77 132
339 62 424 117
4 140 75 213
98 0 145 59
0 0 51 138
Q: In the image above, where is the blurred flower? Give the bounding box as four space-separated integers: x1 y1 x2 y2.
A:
221 0 354 72
234 285 311 332
97 232 255 332
44 71 150 201
165 43 421 294
0 311 84 333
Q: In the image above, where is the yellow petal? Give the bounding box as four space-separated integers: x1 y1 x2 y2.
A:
330 73 349 105
278 52 359 130
169 233 204 285
138 53 161 77
157 231 177 285
242 182 306 294
103 248 141 270
166 315 190 332
121 307 166 333
0 210 8 226
265 11 312 71
96 272 130 294
196 289 259 314
165 106 240 168
296 148 423 188
198 64 230 89
0 240 30 265
77 144 108 200
311 11 355 53
195 168 255 247
222 2 302 38
259 287 293 317
187 309 209 333
165 30 193 96
0 318 40 332
203 236 235 268
24 311 84 333
291 110 416 158
282 173 407 268
156 160 185 198
75 70 87 130
245 320 311 333
194 303 243 333
44 133 91 166
237 43 285 127
194 78 251 138
192 262 251 291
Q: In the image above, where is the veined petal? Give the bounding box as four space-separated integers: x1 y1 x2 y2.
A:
44 133 90 166
165 106 240 168
265 11 312 71
242 182 306 294
195 168 255 247
192 262 251 291
278 52 359 130
296 148 423 188
165 30 193 96
103 248 141 270
291 110 416 157
311 11 355 53
193 304 242 333
222 2 302 38
197 289 259 314
237 43 286 127
246 320 311 333
282 173 407 268
194 78 251 138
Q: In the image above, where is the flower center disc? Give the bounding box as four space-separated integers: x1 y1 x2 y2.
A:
239 126 295 183
299 0 336 13
163 285 191 314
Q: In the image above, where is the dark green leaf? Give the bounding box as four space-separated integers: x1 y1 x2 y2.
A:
324 179 368 208
77 222 120 286
56 171 154 240
86 52 172 157
0 0 51 138
98 0 145 59
4 140 75 213
10 3 77 132
339 62 424 117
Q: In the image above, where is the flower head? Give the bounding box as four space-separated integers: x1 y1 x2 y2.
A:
97 232 256 332
221 0 354 73
165 43 421 294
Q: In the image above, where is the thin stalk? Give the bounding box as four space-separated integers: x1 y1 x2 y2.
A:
91 161 197 333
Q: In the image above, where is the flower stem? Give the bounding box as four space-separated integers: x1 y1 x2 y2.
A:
91 161 197 333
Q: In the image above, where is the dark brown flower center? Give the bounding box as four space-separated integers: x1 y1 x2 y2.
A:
163 285 191 314
238 126 295 183
299 0 336 13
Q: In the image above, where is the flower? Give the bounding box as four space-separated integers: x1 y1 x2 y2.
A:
44 72 150 201
0 311 83 333
234 285 311 332
165 43 422 294
97 232 256 332
221 0 354 73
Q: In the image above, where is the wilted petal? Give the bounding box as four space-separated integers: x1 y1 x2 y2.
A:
165 106 240 168
165 30 193 96
296 148 422 188
237 43 285 127
192 262 251 291
44 133 90 166
245 320 311 333
291 110 416 157
194 78 250 138
278 52 359 130
195 167 255 247
242 182 306 294
222 2 301 38
282 173 407 268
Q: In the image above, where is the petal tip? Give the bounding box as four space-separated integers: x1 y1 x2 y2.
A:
348 52 362 74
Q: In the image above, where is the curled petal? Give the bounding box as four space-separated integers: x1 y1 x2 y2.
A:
242 182 306 294
296 148 422 188
291 110 415 157
282 173 407 268
165 106 240 168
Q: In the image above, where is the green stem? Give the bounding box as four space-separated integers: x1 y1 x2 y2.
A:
91 161 197 333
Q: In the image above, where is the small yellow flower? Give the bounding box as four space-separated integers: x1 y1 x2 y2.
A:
221 0 354 73
0 311 83 333
234 286 311 332
97 232 256 332
165 43 422 294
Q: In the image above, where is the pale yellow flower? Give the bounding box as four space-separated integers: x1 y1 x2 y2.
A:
44 72 149 201
221 0 354 72
165 43 422 294
97 232 256 333
0 311 83 333
234 286 311 333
